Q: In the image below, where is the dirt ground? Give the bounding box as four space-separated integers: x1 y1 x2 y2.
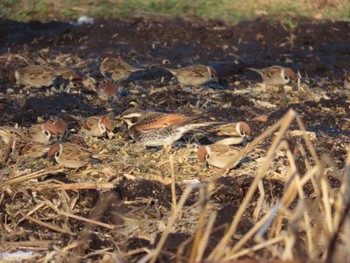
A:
0 16 350 262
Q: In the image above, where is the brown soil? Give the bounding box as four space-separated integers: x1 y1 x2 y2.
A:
0 17 349 262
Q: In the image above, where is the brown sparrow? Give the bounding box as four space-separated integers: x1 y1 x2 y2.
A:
197 143 242 169
344 72 350 90
118 108 219 147
246 65 296 86
12 140 49 159
25 119 68 144
24 123 57 144
0 121 64 145
50 119 68 137
9 65 57 88
54 66 83 84
206 122 251 145
166 65 218 86
47 142 97 169
82 116 113 137
97 79 120 100
100 56 143 81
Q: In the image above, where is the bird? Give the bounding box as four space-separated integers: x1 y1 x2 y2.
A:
54 66 83 85
9 65 57 88
47 142 98 169
118 108 219 147
50 119 68 138
246 65 295 86
12 140 50 159
82 116 113 137
206 122 251 145
100 56 143 81
165 65 218 86
97 79 120 100
207 122 251 137
0 120 67 145
23 123 57 145
344 72 350 90
197 144 242 169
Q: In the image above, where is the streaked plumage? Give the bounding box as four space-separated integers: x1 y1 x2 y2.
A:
9 65 57 88
0 120 67 145
166 65 218 86
100 57 143 81
197 144 242 169
119 108 218 146
47 142 97 169
83 116 113 137
97 79 120 100
206 122 251 145
246 65 295 86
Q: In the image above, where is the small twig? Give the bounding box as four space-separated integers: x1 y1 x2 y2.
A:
24 182 116 191
150 184 203 263
195 211 217 262
16 202 47 225
169 154 177 213
325 145 350 262
209 109 297 261
45 200 115 230
224 235 286 261
3 168 64 186
6 240 62 249
189 186 208 263
24 215 74 234
0 139 13 165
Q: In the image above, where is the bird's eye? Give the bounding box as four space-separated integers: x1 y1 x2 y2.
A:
131 117 139 123
100 124 106 132
44 130 51 137
205 153 210 161
240 130 245 136
284 75 290 81
55 151 60 158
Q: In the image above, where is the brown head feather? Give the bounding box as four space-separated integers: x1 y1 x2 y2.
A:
197 146 209 162
101 116 113 131
284 68 296 79
239 122 251 136
53 120 68 135
47 143 61 158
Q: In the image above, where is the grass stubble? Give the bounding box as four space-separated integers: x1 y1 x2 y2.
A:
0 30 350 261
1 108 350 261
139 109 350 262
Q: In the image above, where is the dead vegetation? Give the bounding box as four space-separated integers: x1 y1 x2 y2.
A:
0 17 350 262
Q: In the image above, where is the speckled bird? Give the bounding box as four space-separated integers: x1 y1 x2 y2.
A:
118 108 218 147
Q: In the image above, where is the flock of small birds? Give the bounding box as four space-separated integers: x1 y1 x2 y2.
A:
2 56 350 171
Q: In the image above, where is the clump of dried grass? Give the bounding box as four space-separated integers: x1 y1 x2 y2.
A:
0 47 349 262
1 109 348 262
140 109 350 262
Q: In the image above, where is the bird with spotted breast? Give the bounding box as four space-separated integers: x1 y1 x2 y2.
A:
118 108 219 147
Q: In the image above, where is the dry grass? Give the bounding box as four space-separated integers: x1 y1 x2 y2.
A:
0 0 349 22
1 107 349 261
1 29 350 261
